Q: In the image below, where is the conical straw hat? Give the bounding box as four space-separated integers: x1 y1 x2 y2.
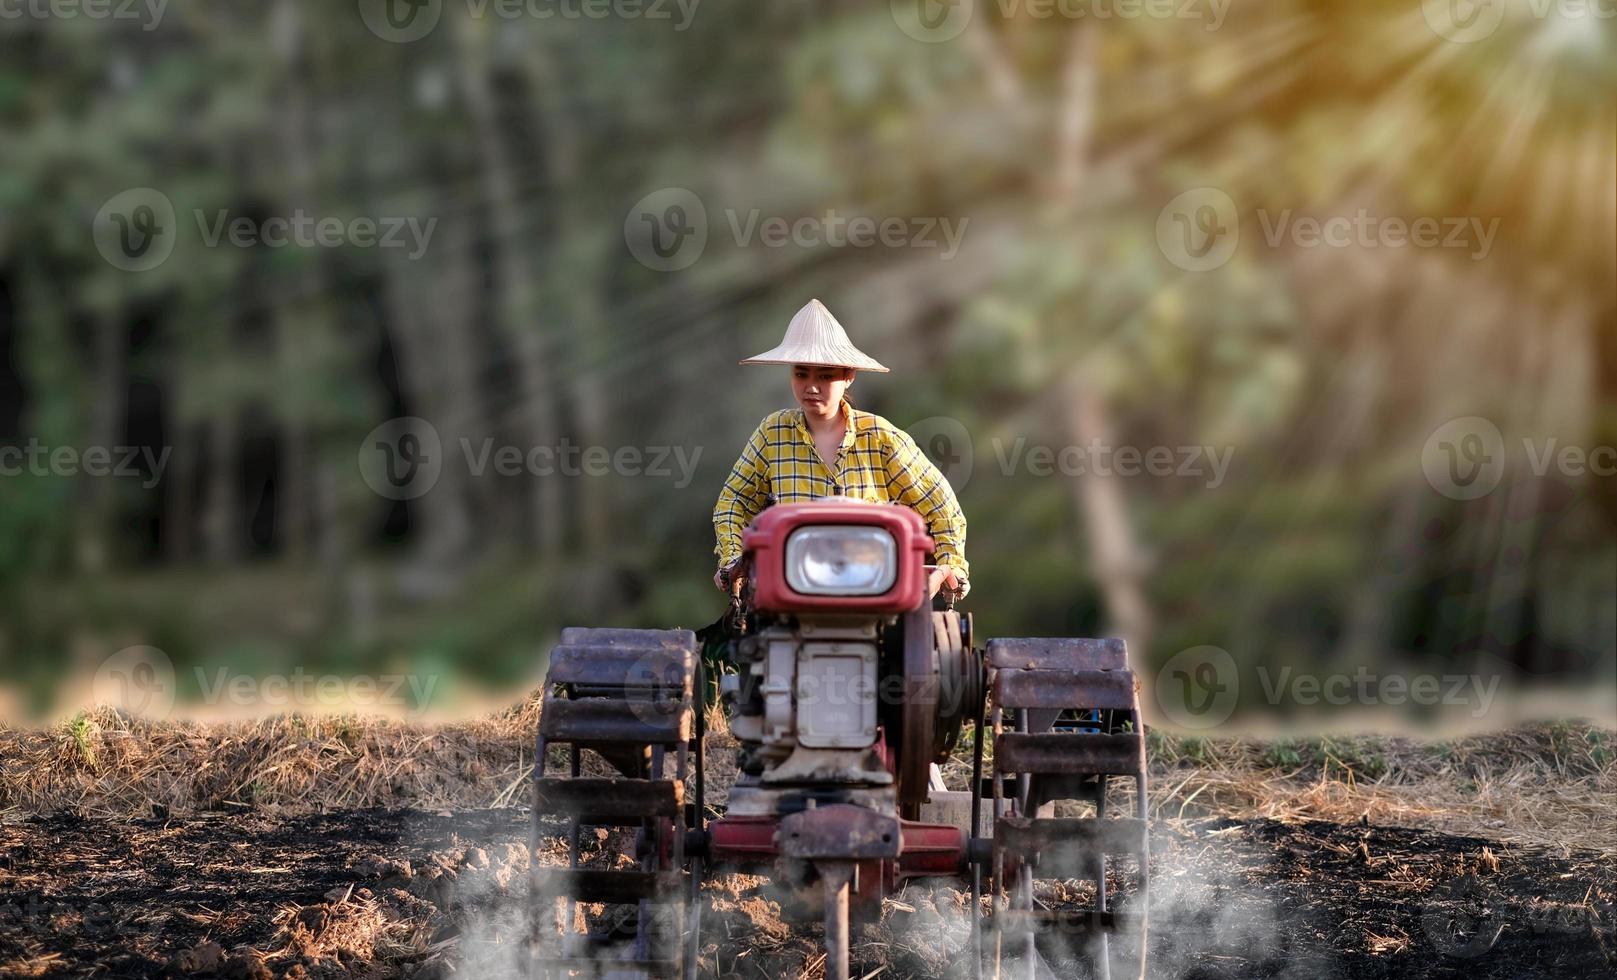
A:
740 299 890 373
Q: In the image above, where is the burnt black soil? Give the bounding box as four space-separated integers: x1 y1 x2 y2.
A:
1 810 1611 979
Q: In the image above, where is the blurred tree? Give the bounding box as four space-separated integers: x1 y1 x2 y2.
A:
0 0 1608 716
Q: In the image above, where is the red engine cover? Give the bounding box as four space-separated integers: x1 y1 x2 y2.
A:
743 501 933 614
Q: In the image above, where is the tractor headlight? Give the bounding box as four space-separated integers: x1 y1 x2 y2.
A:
784 526 897 596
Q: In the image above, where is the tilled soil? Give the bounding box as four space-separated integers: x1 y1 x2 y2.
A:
1 808 1612 979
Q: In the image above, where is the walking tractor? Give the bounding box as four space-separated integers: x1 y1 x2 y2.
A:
528 500 1150 979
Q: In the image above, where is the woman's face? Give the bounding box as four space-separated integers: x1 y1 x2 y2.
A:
791 364 854 422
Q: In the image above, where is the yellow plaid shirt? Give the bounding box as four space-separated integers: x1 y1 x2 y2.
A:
713 406 970 595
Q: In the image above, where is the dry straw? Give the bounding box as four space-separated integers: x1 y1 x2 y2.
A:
2 703 1610 856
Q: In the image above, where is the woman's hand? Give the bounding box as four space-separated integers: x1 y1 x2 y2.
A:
925 564 960 599
714 562 746 594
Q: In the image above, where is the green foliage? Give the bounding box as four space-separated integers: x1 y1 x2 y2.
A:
1261 738 1304 770
1257 736 1391 779
0 0 1610 719
69 711 97 767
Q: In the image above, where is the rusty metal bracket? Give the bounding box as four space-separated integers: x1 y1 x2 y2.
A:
777 804 902 862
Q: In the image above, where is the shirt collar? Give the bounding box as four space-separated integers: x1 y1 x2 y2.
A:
795 401 860 454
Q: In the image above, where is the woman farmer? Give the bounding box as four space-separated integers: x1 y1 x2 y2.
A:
712 299 969 603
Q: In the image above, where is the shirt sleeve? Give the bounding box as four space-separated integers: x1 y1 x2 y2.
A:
883 426 971 597
713 418 773 570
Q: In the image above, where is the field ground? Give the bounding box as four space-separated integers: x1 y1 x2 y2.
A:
1 706 1612 979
